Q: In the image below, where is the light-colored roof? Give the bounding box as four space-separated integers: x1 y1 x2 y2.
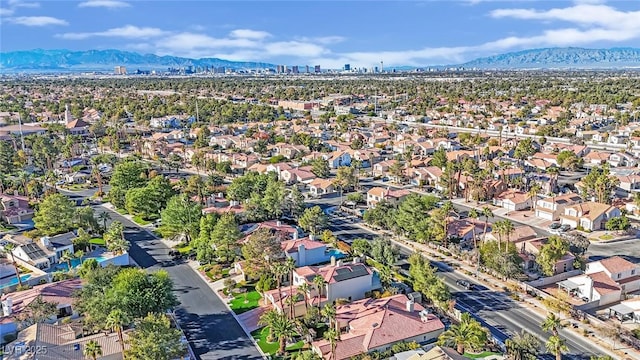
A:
1 279 83 319
598 256 638 275
281 237 326 253
564 201 616 221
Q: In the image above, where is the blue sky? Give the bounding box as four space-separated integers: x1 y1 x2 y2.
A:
1 0 639 67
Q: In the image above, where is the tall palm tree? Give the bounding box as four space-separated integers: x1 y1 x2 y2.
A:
107 238 130 255
324 327 339 360
74 250 85 267
469 209 479 257
273 263 288 311
481 207 493 243
258 309 280 343
441 201 453 248
2 243 23 287
528 183 541 211
502 220 515 254
541 313 562 336
270 312 297 355
321 303 337 333
505 330 540 360
284 257 297 319
313 275 325 308
98 212 111 233
105 309 130 355
83 340 102 360
545 335 568 360
298 282 310 311
493 220 505 253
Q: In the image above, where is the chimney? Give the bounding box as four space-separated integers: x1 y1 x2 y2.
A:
406 299 415 313
308 234 314 241
330 256 336 266
40 236 51 249
276 220 282 227
2 298 13 316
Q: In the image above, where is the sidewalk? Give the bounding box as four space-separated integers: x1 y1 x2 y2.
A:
356 221 636 359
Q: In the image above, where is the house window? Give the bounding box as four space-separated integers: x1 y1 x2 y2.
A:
632 269 636 275
617 273 621 279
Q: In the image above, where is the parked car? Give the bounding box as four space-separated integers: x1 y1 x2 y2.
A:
549 223 561 231
560 224 571 232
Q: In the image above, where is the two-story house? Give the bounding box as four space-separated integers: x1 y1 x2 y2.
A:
265 261 381 316
0 194 34 225
534 193 583 221
281 237 344 267
559 202 621 231
560 256 640 306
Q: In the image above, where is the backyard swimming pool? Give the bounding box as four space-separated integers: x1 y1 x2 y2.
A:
0 274 32 289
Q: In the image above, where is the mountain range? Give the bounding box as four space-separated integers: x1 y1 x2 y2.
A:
1 47 640 72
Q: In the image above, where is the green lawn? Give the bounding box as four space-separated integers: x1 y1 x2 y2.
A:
251 327 305 356
175 243 192 255
116 208 128 215
132 215 152 225
464 351 502 359
90 237 106 246
229 289 262 314
598 234 614 241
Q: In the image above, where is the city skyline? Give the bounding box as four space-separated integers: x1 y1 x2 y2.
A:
1 0 640 68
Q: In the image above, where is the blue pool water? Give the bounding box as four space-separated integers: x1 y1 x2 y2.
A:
326 249 346 259
0 274 32 289
48 256 109 272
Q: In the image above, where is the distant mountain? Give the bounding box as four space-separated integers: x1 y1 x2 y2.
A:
0 49 275 72
457 47 640 69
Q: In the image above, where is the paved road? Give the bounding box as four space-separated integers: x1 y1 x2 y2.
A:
315 202 610 359
59 189 262 360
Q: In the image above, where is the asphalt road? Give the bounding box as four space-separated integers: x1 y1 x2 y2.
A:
60 189 262 360
314 199 610 359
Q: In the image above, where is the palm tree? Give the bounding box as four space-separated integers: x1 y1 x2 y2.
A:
270 312 297 355
105 309 130 355
98 212 111 233
258 309 280 343
324 327 339 360
321 303 337 333
74 250 85 266
505 331 540 360
502 219 515 254
107 238 130 255
481 207 492 243
493 220 505 253
469 209 479 262
541 313 562 336
298 282 310 311
547 166 560 194
273 263 288 311
59 250 75 272
528 183 541 211
545 335 568 360
313 275 325 308
437 313 488 354
441 201 453 248
83 340 102 360
2 243 23 287
284 257 297 318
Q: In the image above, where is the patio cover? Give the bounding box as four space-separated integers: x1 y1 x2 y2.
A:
609 303 635 316
558 279 581 291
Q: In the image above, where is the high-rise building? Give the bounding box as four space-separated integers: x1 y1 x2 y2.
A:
276 65 285 74
314 65 321 73
344 64 351 71
114 66 127 75
292 66 299 74
305 65 310 73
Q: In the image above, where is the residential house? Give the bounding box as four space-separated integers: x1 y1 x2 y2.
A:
0 194 34 225
281 237 344 267
560 256 640 306
64 171 91 184
446 218 485 244
1 279 83 337
3 322 131 360
311 294 445 360
65 118 90 136
617 175 640 192
559 202 621 231
493 190 532 212
403 346 467 360
534 193 583 221
308 178 336 197
2 233 76 271
372 160 396 177
265 261 381 315
328 151 352 169
519 238 575 274
280 168 316 185
366 187 411 208
609 153 637 168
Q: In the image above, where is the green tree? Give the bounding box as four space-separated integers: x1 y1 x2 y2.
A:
409 254 450 308
0 140 16 175
241 228 284 278
33 193 76 235
125 313 186 360
311 158 330 178
108 160 148 209
556 150 582 170
537 236 570 276
83 340 102 360
103 221 124 248
259 310 297 355
298 206 327 235
350 238 371 257
541 312 562 336
261 179 286 219
75 206 99 233
286 186 306 219
513 138 536 160
160 194 202 243
370 238 399 267
437 313 488 354
505 331 540 360
545 335 568 360
605 216 630 231
581 165 619 204
125 186 157 218
210 213 241 263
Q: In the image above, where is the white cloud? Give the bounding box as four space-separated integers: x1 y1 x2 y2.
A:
229 29 271 40
6 16 67 26
78 0 131 8
0 8 14 16
8 0 40 9
57 25 167 39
